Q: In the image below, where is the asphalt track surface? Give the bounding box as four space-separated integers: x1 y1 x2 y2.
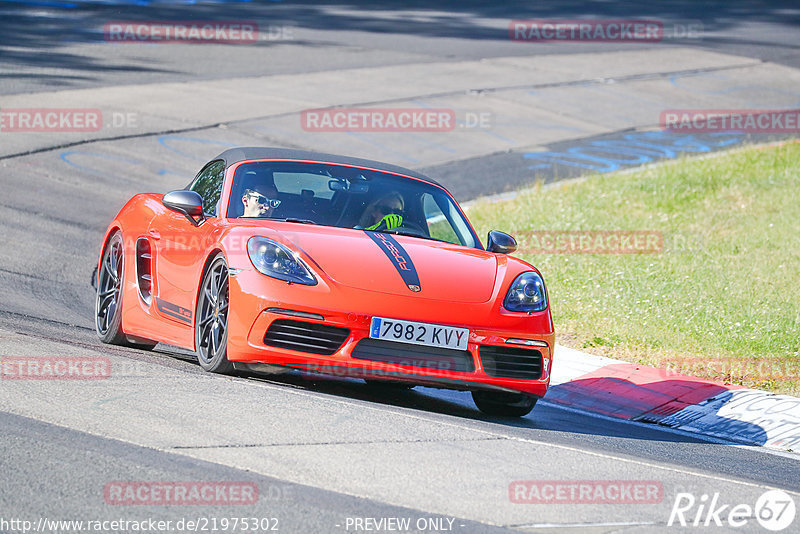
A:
1 2 799 533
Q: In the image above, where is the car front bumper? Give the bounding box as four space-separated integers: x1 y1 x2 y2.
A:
226 270 554 397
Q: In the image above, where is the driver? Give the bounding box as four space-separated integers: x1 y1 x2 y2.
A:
241 185 281 218
358 191 404 231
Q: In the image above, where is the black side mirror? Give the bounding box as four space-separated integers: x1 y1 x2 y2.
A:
487 230 517 254
162 190 205 226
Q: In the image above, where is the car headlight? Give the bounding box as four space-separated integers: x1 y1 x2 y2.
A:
504 271 547 312
247 237 317 285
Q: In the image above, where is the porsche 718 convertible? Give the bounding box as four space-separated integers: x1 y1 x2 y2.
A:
95 148 554 416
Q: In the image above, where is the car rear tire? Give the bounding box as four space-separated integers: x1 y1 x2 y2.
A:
195 253 234 374
472 390 537 417
95 231 157 350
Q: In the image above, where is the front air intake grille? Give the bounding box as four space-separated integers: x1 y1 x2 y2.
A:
351 338 475 373
263 319 350 355
479 345 543 379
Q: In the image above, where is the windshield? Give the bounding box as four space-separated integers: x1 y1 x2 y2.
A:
227 161 480 249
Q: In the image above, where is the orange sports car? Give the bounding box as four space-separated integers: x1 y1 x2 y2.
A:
95 148 554 416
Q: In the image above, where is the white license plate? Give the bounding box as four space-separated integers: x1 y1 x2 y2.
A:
369 317 469 351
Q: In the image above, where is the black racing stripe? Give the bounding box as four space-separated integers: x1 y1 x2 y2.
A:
155 297 192 324
364 231 421 291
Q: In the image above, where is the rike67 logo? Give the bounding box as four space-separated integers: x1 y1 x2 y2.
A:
669 490 796 531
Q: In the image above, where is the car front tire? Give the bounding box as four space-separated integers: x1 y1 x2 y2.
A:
195 253 234 374
472 390 537 417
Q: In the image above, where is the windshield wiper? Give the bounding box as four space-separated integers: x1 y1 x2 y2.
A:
270 217 318 225
386 228 438 242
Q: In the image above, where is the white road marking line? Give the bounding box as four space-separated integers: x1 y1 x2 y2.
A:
232 375 800 495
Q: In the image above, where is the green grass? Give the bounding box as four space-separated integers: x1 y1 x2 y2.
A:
467 141 800 395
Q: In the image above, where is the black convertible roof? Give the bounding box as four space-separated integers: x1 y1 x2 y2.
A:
213 147 443 188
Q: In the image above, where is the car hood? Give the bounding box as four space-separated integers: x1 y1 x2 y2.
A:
279 225 498 303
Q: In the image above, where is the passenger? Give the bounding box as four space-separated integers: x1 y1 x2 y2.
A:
358 191 404 231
